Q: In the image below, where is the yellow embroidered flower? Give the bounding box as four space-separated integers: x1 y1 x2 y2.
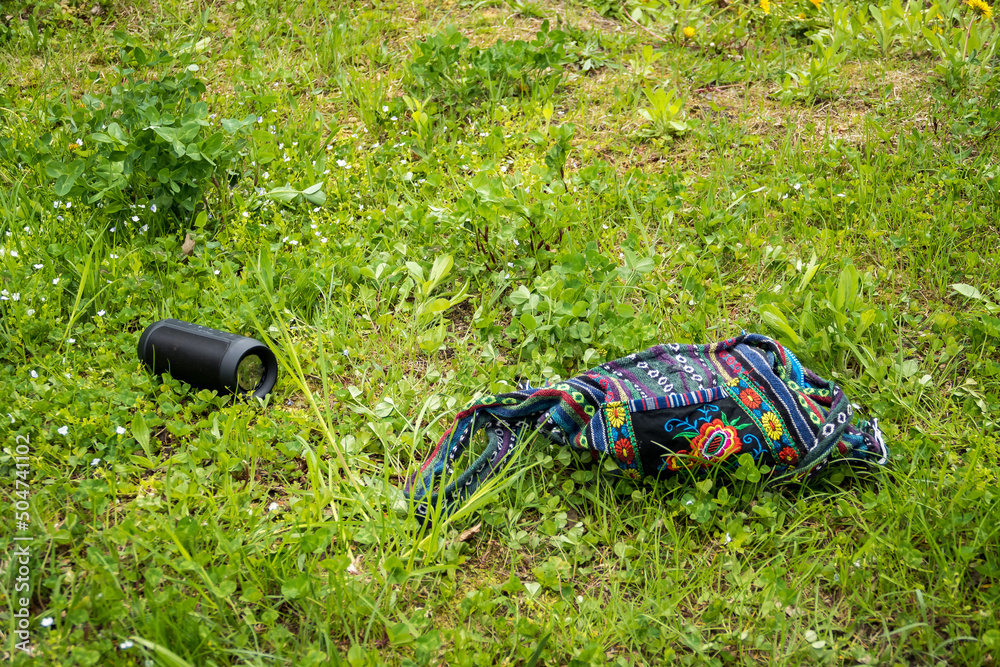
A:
967 0 993 20
683 26 696 38
761 412 784 440
761 0 771 13
726 376 741 387
607 403 627 428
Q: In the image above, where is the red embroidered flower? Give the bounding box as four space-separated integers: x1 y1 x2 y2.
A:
664 450 690 471
614 437 634 464
739 388 762 410
778 446 799 464
689 418 741 465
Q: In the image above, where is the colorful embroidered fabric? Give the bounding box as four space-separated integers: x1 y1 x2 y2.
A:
406 333 889 518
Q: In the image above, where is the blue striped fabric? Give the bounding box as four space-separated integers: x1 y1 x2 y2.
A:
627 386 729 413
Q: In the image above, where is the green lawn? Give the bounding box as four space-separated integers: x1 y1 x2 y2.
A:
2 0 1000 664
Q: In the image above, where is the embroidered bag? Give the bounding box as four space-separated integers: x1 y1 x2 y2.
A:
406 332 889 518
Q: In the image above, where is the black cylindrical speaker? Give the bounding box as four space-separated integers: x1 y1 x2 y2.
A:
137 319 278 399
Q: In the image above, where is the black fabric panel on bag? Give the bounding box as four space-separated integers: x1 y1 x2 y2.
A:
630 397 774 477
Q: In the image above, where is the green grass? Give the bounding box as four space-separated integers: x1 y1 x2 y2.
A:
2 0 1000 664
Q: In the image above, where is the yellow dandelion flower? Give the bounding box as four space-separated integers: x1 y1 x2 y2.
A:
808 0 822 8
67 142 79 151
761 0 771 13
683 26 696 38
966 0 993 20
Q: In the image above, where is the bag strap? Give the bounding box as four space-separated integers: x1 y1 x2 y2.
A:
782 388 888 476
788 388 853 474
407 387 586 519
406 410 522 520
749 336 888 475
